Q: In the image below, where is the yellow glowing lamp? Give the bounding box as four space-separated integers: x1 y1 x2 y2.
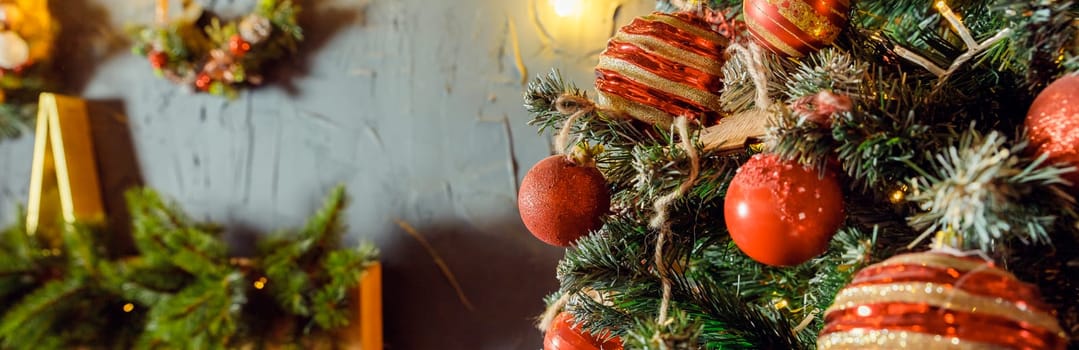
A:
26 93 104 236
549 0 582 17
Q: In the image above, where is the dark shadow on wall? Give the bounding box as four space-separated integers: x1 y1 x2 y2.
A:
85 99 143 255
50 0 130 93
379 216 564 350
264 0 368 96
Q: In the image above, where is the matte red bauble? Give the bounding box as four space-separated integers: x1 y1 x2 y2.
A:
723 154 844 266
819 251 1068 349
519 155 610 247
595 12 729 127
544 312 623 350
744 0 850 57
1026 74 1079 190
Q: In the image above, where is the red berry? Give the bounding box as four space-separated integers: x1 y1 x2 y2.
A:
518 155 610 247
228 35 251 57
544 312 623 350
195 72 213 91
148 51 168 69
724 154 845 266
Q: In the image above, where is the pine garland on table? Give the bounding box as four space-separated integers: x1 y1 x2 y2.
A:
0 185 377 349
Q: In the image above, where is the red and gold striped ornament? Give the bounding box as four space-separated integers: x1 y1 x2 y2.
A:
818 252 1068 350
595 12 728 127
743 0 850 57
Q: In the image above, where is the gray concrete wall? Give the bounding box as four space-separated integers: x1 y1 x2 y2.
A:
0 0 652 348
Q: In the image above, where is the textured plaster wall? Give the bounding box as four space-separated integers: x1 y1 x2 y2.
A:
0 0 652 348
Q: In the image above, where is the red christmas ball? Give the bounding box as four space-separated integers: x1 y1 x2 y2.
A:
544 312 623 350
723 154 844 266
595 12 729 127
819 251 1068 349
744 0 850 57
519 155 610 247
228 34 252 57
1026 74 1079 190
148 51 168 69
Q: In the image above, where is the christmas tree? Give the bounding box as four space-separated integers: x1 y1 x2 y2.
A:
520 0 1079 348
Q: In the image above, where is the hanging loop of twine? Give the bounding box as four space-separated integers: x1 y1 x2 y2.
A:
649 116 700 343
553 95 596 157
536 292 573 331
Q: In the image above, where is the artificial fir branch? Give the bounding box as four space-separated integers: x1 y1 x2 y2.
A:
994 0 1077 91
905 128 1076 249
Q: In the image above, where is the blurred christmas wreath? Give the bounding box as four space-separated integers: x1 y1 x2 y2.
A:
130 0 302 99
0 0 55 140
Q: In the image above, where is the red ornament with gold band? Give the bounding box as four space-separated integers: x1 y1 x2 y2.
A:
594 12 729 127
818 251 1068 349
743 0 850 57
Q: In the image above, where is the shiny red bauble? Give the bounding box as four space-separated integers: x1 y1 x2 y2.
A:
518 155 610 247
1026 74 1079 190
743 0 850 57
723 154 845 266
544 312 623 350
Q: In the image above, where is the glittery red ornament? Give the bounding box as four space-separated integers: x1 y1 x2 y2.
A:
744 0 850 57
195 72 213 91
148 51 168 69
544 312 623 350
228 34 252 57
595 12 729 127
819 251 1068 349
723 154 844 266
518 155 610 247
1026 74 1079 190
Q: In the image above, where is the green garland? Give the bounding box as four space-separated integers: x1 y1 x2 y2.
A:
130 0 303 99
0 185 377 349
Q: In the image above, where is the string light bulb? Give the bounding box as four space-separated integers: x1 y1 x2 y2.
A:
549 0 582 17
888 184 908 204
122 303 135 313
253 276 268 290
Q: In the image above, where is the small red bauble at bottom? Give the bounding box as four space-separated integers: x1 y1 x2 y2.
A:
518 155 610 247
723 154 845 266
544 312 623 350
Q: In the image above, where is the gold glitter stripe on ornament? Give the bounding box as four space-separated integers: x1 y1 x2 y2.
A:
826 282 1065 334
878 253 1014 279
645 14 728 49
597 91 675 127
817 329 1009 350
596 56 724 112
768 0 841 41
744 16 803 56
611 32 725 76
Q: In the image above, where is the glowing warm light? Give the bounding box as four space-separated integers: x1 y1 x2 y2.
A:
253 276 268 290
550 0 582 17
122 303 135 313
